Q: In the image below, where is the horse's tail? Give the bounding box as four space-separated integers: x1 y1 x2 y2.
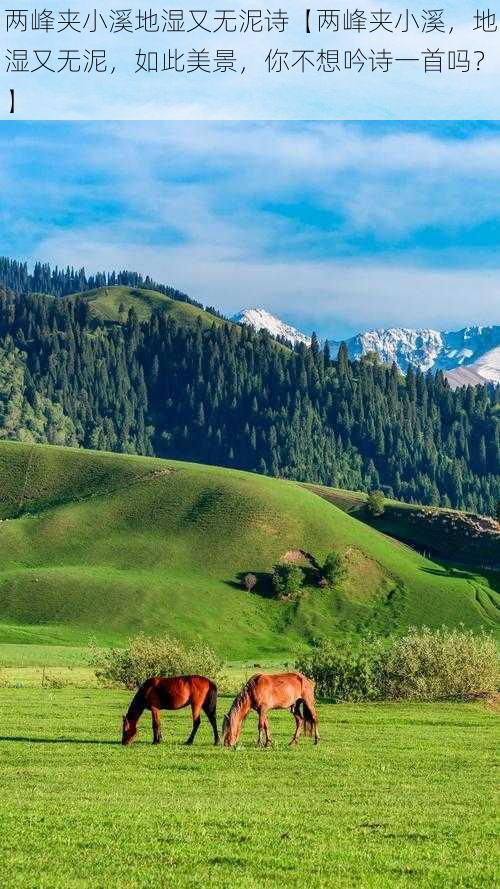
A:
299 674 317 737
301 699 315 736
203 680 218 717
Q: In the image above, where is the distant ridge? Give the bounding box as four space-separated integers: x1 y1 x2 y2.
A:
233 307 500 386
445 345 500 389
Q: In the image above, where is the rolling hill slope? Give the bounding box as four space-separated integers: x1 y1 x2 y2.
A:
304 484 500 571
66 285 228 328
0 441 498 657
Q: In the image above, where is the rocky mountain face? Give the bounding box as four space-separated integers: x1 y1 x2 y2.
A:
233 308 499 387
332 326 500 376
231 308 312 347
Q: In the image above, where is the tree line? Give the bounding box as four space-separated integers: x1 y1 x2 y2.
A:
0 255 223 315
0 285 498 516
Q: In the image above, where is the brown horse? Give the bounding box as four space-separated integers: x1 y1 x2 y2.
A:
222 672 319 747
122 675 219 746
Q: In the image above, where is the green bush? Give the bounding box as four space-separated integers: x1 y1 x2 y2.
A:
272 563 304 599
296 637 384 702
321 549 347 588
297 627 499 702
90 633 226 690
378 626 499 701
367 490 385 517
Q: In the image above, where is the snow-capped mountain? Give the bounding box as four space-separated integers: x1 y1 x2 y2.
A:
231 308 311 347
330 325 500 376
232 308 499 386
444 346 500 388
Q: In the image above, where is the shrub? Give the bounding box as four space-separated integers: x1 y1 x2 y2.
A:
321 549 347 588
367 490 385 517
296 637 384 702
297 627 499 702
243 573 257 592
90 633 226 690
378 626 499 701
272 563 304 599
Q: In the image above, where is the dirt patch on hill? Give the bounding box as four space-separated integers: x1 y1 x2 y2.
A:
383 506 500 571
419 507 500 537
280 549 321 569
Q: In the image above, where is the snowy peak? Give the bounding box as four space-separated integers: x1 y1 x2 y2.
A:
232 308 311 347
344 328 445 372
445 346 500 388
232 307 499 387
337 325 500 378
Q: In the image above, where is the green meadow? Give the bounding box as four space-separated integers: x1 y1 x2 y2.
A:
0 440 497 887
305 483 500 571
0 687 497 889
0 441 498 655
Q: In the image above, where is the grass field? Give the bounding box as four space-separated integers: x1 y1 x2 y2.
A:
0 687 497 888
0 441 498 657
0 441 497 887
67 285 228 329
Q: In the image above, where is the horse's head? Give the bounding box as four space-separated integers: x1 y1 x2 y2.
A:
122 715 138 746
222 712 240 747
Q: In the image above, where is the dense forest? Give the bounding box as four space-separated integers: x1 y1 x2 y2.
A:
0 280 498 516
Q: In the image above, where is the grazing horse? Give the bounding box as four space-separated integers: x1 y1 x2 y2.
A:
222 672 319 748
122 675 219 746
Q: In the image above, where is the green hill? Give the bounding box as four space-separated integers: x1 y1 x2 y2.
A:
67 285 228 328
304 484 500 571
0 441 498 657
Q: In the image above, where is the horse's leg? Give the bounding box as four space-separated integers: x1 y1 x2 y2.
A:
257 708 266 747
262 709 272 747
311 703 320 745
289 702 303 746
202 699 220 746
314 714 320 745
185 700 202 745
151 707 162 744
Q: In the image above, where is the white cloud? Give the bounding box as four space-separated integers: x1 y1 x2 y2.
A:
87 122 500 240
3 120 500 336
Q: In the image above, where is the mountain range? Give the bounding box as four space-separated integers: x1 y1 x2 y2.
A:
232 309 500 388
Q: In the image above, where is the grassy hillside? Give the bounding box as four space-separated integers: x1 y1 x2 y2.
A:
305 484 500 571
0 441 498 657
67 285 228 328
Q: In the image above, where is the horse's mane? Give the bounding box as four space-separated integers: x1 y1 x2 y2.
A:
126 683 147 722
228 676 257 718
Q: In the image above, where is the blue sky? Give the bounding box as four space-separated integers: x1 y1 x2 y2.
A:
1 120 500 338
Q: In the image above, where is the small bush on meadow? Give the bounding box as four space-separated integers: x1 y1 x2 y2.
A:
296 637 384 702
367 490 385 517
90 633 226 690
297 627 498 702
378 626 499 701
243 573 257 592
272 563 304 600
321 549 347 588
